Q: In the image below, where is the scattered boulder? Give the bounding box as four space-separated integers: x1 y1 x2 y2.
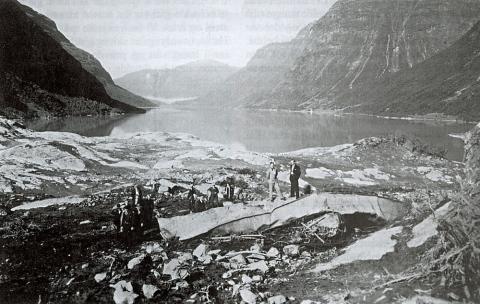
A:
142 284 159 299
110 281 138 304
283 245 299 257
163 259 182 280
144 242 163 254
266 247 280 258
268 295 287 304
242 274 253 284
240 289 257 304
301 251 312 259
229 254 247 266
248 260 269 273
175 280 189 289
94 272 107 283
250 243 262 253
177 252 193 264
127 254 145 270
193 244 208 259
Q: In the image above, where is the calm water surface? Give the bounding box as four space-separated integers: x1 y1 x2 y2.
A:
26 106 474 161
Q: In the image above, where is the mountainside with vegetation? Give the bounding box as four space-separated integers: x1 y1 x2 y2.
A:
334 20 480 121
0 0 150 118
203 0 480 119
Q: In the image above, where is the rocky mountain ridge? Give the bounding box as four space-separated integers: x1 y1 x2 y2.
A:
115 60 238 100
203 0 480 119
0 0 150 118
333 20 480 121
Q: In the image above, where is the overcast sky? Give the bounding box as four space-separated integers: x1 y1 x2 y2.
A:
19 0 336 78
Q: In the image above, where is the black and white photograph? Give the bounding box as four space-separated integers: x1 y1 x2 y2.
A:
0 0 479 303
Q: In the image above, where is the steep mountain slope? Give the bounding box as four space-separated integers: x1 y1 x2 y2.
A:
334 20 480 121
0 0 149 118
115 60 238 99
200 40 306 106
205 0 480 110
15 1 154 109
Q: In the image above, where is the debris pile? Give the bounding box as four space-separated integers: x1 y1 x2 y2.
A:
80 240 324 303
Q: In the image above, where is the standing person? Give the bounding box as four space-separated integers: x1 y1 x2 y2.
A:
119 200 135 247
207 184 219 208
132 185 145 233
224 176 235 201
289 160 301 199
266 161 284 202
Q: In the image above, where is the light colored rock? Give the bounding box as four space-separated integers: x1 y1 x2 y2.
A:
266 247 280 258
110 281 138 304
268 295 287 304
252 275 262 282
163 259 182 280
110 280 133 292
283 245 299 257
127 254 145 270
142 284 159 299
247 253 266 261
313 226 403 272
177 252 193 263
202 255 213 265
113 289 138 304
208 249 221 256
248 260 269 273
240 289 257 304
193 244 208 259
94 272 107 283
175 280 189 289
407 202 451 248
401 296 452 304
145 242 163 254
242 274 253 284
229 254 247 265
301 251 312 259
250 243 262 253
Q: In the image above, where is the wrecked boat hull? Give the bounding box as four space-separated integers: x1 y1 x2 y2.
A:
157 193 405 241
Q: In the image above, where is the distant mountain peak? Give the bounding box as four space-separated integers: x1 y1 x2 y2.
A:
180 59 235 68
115 60 239 101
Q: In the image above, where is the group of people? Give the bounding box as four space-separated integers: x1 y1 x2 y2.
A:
266 159 302 202
187 177 237 212
113 185 154 247
112 160 303 245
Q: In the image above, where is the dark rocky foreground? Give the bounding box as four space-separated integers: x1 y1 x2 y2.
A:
0 120 476 303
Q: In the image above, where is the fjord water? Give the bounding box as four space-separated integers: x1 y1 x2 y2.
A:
27 106 473 161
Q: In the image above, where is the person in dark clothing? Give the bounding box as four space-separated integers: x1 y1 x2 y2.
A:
119 202 136 247
207 185 219 208
289 160 301 199
112 203 122 233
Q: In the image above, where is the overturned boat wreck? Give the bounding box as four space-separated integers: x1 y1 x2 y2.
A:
157 193 405 240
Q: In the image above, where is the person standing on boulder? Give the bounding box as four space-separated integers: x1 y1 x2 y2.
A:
266 161 284 202
289 160 301 199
